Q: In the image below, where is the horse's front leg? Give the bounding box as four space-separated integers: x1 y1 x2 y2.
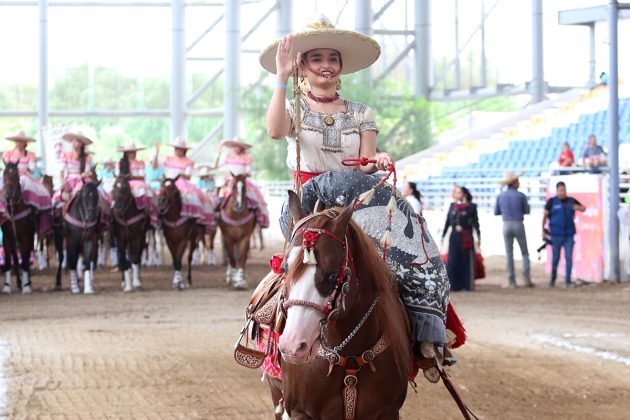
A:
118 234 133 293
130 230 145 289
65 235 80 294
232 233 250 290
54 226 64 290
19 241 33 294
81 234 96 294
1 234 12 294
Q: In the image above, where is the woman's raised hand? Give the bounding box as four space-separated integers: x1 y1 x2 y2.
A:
276 35 300 80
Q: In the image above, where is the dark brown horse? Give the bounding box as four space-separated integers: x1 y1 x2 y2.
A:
218 174 257 290
157 176 200 289
272 191 411 419
63 180 101 294
1 162 37 294
111 172 149 292
40 175 64 279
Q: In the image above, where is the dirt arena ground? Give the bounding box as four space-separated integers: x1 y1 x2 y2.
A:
1 244 629 419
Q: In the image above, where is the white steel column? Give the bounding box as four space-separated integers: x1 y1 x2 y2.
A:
170 0 186 140
38 0 48 170
224 0 240 140
531 0 544 103
414 0 430 98
277 0 291 38
608 0 620 281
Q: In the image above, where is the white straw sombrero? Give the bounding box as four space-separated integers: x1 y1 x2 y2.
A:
169 136 194 149
220 136 253 150
62 132 93 145
5 131 36 143
259 15 381 75
117 141 146 153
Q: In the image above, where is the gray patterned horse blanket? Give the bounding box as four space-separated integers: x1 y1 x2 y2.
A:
280 170 449 345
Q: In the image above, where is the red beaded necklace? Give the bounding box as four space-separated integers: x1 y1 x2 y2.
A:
307 90 339 103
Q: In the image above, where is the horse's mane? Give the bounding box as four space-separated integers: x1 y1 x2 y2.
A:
286 210 411 375
78 144 86 173
119 155 130 176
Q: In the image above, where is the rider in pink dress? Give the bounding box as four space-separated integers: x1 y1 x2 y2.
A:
54 132 95 204
116 142 159 229
2 131 53 235
159 137 215 229
220 137 270 228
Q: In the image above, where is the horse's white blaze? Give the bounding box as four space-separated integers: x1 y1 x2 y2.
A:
236 179 244 208
279 247 326 361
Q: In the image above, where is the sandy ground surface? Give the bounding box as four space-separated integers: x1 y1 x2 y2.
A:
1 243 630 420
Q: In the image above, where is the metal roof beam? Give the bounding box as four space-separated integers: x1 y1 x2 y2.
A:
558 4 630 25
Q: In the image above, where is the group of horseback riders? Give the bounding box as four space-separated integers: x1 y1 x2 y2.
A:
0 129 270 294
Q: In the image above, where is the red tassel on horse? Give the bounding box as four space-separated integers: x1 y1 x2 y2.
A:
446 302 467 349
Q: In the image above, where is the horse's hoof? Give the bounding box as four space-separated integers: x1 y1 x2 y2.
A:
71 287 80 294
54 284 63 292
232 281 248 291
22 285 33 294
133 282 142 289
177 282 186 291
1 285 10 295
123 286 133 293
84 288 94 295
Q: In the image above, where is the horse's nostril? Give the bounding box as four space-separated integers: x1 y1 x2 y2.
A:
297 342 308 353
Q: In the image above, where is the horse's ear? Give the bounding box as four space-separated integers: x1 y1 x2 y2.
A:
314 199 325 213
287 190 305 222
174 174 180 182
332 199 355 231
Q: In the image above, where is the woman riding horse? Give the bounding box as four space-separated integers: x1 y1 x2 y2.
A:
258 15 459 418
1 131 53 293
220 137 270 229
112 142 156 292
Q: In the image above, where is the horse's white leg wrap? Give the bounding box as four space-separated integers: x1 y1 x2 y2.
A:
62 250 67 268
70 270 80 294
172 270 183 288
110 248 118 267
132 263 141 288
38 250 47 271
97 247 105 267
22 272 32 294
207 250 216 266
123 269 133 292
225 265 233 285
232 268 248 290
83 270 94 294
77 258 83 279
191 248 200 266
2 271 11 294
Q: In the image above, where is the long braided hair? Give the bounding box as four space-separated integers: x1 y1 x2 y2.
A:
119 153 130 176
78 143 87 173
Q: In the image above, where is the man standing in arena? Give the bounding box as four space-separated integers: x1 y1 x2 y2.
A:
542 181 585 288
495 171 533 288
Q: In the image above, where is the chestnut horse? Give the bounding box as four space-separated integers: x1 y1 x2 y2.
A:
157 176 201 289
272 191 411 419
111 173 149 292
1 162 37 294
218 173 257 290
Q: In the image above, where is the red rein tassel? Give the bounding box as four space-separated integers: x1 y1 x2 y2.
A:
446 302 467 349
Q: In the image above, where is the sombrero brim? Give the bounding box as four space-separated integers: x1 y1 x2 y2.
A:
117 146 147 152
169 143 193 149
260 29 381 75
221 139 252 150
62 133 93 145
5 135 36 143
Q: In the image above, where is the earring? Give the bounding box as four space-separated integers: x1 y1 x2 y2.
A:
336 78 342 92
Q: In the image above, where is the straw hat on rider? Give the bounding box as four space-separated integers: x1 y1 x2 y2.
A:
499 170 526 186
259 15 381 75
62 132 93 145
102 156 115 165
116 141 146 153
169 136 194 150
220 136 252 150
5 131 36 143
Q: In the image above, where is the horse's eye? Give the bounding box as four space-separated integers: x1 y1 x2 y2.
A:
324 272 338 285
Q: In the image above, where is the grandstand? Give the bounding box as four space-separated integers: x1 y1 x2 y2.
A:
400 85 630 210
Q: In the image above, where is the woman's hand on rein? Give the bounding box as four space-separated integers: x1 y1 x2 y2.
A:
276 35 301 81
373 152 394 171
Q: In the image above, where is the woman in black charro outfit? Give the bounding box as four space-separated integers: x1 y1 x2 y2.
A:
442 186 480 291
